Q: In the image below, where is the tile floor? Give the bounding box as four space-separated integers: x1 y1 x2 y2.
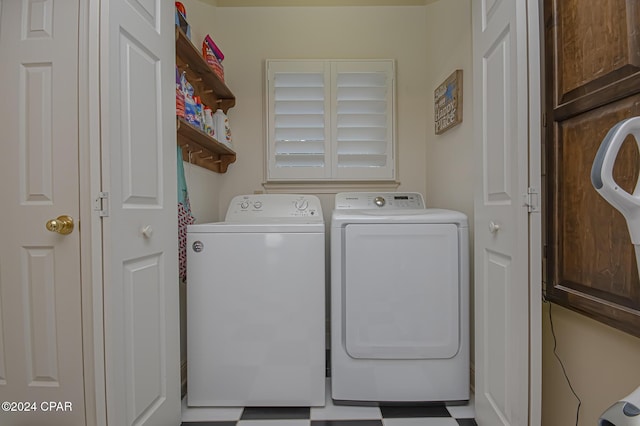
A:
181 381 476 426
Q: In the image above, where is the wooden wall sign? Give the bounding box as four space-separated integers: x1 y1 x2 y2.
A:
434 69 463 135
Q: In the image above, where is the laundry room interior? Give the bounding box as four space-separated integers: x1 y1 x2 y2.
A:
4 0 640 425
173 0 640 425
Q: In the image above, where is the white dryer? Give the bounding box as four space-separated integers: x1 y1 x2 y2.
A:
187 194 325 407
331 192 469 404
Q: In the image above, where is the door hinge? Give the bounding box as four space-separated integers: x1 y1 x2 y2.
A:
524 187 540 213
94 192 109 217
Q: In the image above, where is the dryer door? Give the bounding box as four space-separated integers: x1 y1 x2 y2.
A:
343 223 460 359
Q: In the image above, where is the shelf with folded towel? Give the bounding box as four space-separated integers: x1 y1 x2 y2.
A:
177 118 236 173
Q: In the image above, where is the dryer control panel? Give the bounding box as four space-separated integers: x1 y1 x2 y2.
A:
225 194 322 220
335 192 425 210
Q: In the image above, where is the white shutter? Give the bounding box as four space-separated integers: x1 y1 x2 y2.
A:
267 61 331 180
266 60 395 181
332 61 395 180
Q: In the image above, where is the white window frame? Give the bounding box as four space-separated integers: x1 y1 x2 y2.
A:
265 59 396 182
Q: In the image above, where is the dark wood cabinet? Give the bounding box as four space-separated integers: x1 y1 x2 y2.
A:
544 0 640 336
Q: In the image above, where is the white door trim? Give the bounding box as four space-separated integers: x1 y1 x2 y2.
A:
527 0 542 424
78 1 107 424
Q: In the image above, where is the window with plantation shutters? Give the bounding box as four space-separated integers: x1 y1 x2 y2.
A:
266 60 395 181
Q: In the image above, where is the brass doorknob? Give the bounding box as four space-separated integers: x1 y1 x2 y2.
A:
46 215 74 235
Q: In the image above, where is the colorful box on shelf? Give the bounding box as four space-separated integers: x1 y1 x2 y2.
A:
175 9 190 39
202 34 225 82
203 34 224 61
210 61 224 82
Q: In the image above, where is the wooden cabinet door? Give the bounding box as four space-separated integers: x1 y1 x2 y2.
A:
544 0 640 335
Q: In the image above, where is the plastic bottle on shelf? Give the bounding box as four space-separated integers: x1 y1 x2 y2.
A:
176 66 185 118
212 108 232 148
193 96 204 131
203 106 214 137
182 74 199 128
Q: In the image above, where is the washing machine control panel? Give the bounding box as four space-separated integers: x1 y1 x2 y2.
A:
226 194 322 220
335 192 425 209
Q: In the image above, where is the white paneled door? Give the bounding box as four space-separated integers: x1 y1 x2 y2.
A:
101 0 181 425
0 0 180 424
0 1 86 425
472 0 541 424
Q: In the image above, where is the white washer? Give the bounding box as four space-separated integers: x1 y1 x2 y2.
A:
331 192 469 404
187 194 325 407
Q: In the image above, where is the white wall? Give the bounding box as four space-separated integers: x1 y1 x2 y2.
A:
180 0 479 216
424 0 474 371
423 0 473 219
181 162 221 222
207 4 430 214
542 304 640 425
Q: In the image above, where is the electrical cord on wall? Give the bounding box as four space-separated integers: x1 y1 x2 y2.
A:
544 296 582 425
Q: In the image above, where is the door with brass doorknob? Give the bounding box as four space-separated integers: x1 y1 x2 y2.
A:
0 1 86 425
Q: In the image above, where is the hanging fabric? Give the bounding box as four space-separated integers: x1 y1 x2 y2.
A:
177 146 196 282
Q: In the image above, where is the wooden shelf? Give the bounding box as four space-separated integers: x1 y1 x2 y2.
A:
177 118 236 173
175 26 236 112
176 24 237 173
